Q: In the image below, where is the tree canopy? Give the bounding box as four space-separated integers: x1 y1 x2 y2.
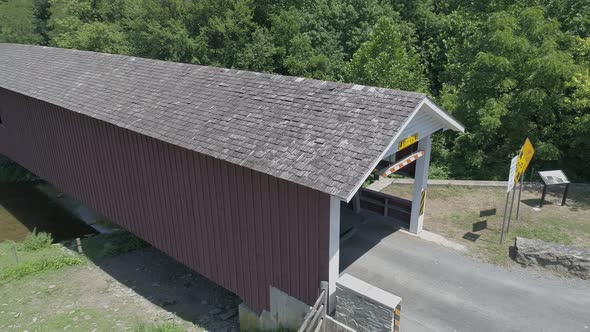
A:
1 0 588 181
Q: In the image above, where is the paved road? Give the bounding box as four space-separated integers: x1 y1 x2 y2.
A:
340 217 590 332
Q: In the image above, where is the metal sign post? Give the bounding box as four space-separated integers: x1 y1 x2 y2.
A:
515 172 524 220
500 191 510 244
500 138 535 243
500 156 518 244
506 185 517 233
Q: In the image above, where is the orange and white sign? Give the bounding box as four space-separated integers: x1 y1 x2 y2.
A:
380 151 425 177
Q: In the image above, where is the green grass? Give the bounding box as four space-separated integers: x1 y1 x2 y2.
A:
0 230 204 332
382 183 590 267
443 208 574 265
0 231 148 285
0 266 195 332
425 185 478 199
132 322 186 332
35 308 119 332
0 258 198 332
0 237 84 285
514 223 572 245
0 254 84 284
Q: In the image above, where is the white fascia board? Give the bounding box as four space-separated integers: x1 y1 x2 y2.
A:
342 99 426 203
342 97 465 203
423 97 465 133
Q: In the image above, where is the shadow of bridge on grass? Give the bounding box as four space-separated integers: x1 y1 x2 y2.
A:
77 243 241 331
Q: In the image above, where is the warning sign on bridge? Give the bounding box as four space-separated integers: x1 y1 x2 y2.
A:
398 133 418 151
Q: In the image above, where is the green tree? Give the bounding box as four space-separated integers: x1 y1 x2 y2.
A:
441 7 582 178
52 21 131 54
48 0 132 54
236 27 278 72
345 16 429 92
197 0 257 68
0 0 43 44
283 34 336 79
554 36 590 179
124 0 203 63
266 7 342 79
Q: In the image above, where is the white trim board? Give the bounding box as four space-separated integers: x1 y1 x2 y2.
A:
343 97 464 203
328 195 341 313
383 99 465 159
424 97 465 133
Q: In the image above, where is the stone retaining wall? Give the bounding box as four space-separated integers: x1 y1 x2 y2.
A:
514 237 590 279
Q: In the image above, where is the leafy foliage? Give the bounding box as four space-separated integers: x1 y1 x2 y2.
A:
0 0 588 180
22 228 53 251
345 16 429 92
440 6 584 179
0 0 43 44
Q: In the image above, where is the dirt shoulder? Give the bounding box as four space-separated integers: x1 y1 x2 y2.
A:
0 246 240 332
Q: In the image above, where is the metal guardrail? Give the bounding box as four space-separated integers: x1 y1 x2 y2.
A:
298 289 326 332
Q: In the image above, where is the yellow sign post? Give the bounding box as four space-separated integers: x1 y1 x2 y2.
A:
501 138 535 243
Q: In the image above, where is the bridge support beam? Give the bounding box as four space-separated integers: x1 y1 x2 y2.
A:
409 135 432 234
328 195 341 313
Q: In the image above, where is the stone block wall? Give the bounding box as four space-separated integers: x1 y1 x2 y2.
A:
335 274 402 332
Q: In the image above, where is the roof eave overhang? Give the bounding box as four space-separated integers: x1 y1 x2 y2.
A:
423 97 465 133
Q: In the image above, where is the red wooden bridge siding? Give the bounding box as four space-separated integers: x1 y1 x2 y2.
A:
0 88 330 312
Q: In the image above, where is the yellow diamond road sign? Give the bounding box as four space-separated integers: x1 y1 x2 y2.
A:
514 138 534 184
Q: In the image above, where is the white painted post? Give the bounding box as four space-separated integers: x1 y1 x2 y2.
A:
352 192 361 213
409 135 432 234
328 195 341 313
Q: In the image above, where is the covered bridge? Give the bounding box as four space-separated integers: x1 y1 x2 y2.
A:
0 44 463 325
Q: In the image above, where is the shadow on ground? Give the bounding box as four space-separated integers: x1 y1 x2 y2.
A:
339 207 400 272
87 245 241 331
520 185 590 211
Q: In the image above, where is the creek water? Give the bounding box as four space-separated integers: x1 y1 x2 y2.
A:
0 183 96 243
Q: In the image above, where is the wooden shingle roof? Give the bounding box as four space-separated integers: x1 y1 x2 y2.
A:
0 44 432 200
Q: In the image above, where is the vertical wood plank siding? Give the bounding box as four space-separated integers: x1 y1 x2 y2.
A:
0 89 331 312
